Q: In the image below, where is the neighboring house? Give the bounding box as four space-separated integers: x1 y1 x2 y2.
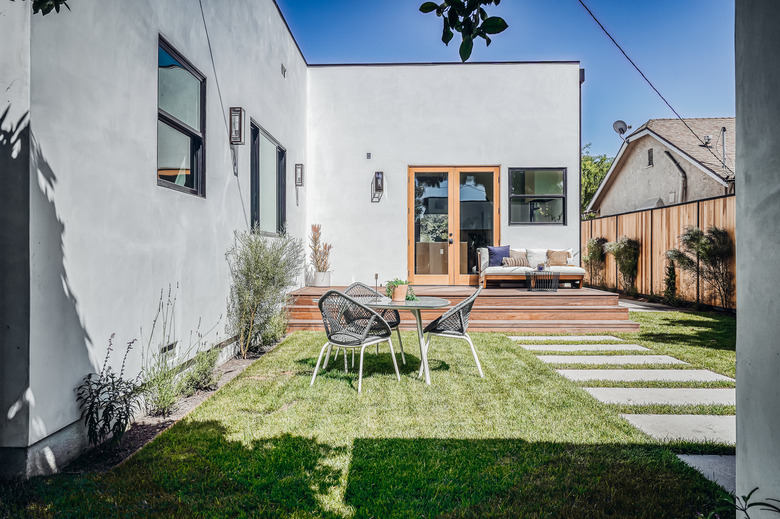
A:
587 118 736 216
0 0 583 477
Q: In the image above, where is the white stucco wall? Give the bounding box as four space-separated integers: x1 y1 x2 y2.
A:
596 135 727 216
736 0 780 513
24 0 308 452
307 63 581 285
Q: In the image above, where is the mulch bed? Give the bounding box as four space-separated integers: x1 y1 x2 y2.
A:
62 348 271 475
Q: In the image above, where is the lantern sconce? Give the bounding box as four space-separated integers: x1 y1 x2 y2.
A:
371 171 384 203
229 107 245 145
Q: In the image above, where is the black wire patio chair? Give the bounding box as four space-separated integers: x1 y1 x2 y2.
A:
311 290 401 393
419 287 484 379
339 282 406 365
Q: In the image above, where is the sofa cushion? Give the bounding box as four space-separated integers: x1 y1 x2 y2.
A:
548 265 587 275
547 249 569 266
487 245 510 267
477 248 489 272
526 248 548 268
503 251 529 267
483 265 534 275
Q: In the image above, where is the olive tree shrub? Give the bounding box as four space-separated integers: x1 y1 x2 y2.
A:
605 236 641 295
226 226 304 358
667 226 734 309
583 237 608 287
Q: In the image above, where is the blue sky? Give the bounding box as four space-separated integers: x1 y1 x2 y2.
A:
275 0 735 158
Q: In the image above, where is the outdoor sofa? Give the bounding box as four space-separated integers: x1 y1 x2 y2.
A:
477 247 586 289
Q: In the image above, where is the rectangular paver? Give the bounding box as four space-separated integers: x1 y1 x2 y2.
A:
557 369 734 382
520 343 648 352
677 455 736 493
585 388 735 405
510 335 621 342
537 355 687 365
622 414 735 445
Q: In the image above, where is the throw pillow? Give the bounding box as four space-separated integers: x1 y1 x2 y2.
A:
487 245 510 267
502 256 529 267
547 249 569 267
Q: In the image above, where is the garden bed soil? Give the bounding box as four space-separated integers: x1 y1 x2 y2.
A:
62 347 271 475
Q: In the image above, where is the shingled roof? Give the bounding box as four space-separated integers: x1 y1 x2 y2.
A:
627 117 736 180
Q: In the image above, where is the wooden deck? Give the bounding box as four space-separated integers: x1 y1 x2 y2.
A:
287 286 640 333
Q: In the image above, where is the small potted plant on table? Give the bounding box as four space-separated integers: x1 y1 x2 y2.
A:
386 278 417 301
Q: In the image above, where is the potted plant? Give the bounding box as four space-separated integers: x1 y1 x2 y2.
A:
385 278 417 302
309 224 332 287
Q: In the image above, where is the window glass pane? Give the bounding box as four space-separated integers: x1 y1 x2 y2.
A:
258 133 278 233
158 46 201 130
157 121 194 188
510 197 564 223
414 172 449 275
510 169 564 195
459 171 494 275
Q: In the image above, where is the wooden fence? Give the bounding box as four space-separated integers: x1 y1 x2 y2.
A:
581 195 736 308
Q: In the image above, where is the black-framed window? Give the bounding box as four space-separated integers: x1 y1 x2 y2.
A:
157 37 206 196
508 168 566 225
250 122 286 234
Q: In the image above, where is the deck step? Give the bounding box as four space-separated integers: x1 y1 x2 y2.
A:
287 319 640 333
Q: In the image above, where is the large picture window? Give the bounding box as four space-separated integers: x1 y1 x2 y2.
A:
157 37 206 196
508 168 566 224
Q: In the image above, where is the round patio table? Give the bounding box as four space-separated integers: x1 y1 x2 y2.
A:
365 296 450 385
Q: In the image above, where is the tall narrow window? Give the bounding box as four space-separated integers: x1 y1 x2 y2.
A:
508 168 566 225
250 124 286 233
157 37 206 196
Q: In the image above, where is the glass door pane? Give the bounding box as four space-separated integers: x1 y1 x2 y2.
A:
414 172 449 276
459 171 495 275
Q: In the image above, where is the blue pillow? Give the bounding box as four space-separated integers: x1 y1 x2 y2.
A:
487 245 510 267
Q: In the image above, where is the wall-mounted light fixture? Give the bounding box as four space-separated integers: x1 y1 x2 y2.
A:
371 171 384 203
229 107 245 145
295 164 304 186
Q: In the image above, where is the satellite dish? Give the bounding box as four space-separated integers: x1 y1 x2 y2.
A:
613 120 630 138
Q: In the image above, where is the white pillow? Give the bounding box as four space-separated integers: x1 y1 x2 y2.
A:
526 248 548 267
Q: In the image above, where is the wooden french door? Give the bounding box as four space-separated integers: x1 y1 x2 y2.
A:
407 166 500 285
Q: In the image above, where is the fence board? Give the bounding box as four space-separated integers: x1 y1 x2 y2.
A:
698 197 737 307
592 216 618 289
580 195 735 308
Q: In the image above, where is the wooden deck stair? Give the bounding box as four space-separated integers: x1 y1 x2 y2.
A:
287 286 639 333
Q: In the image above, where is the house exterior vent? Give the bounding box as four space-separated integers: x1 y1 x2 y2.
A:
647 148 654 167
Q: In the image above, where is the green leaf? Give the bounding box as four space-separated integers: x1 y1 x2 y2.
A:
459 36 474 62
419 2 439 13
480 16 508 34
479 7 487 21
442 23 454 45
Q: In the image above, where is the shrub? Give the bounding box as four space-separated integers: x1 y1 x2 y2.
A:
179 347 220 397
260 307 289 346
663 260 678 306
605 236 641 293
583 237 608 286
226 225 304 358
667 226 735 309
75 335 141 447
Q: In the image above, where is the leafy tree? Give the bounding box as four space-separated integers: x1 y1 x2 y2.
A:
10 0 69 15
667 226 734 309
419 0 508 61
581 144 613 217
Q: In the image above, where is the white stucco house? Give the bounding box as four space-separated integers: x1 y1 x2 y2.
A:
0 0 583 476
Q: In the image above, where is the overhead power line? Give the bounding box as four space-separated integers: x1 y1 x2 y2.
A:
577 0 734 177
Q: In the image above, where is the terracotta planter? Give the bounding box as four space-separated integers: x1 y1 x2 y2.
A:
391 284 408 301
312 271 331 287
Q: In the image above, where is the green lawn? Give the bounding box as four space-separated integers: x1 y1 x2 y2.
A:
3 312 736 518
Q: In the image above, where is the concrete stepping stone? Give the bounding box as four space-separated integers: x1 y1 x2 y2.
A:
677 454 736 493
537 355 686 365
585 388 735 405
621 414 735 445
557 369 733 382
520 343 648 352
511 335 622 342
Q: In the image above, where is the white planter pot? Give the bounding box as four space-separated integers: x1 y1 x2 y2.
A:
312 271 331 287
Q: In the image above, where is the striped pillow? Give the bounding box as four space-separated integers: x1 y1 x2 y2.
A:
502 255 529 267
